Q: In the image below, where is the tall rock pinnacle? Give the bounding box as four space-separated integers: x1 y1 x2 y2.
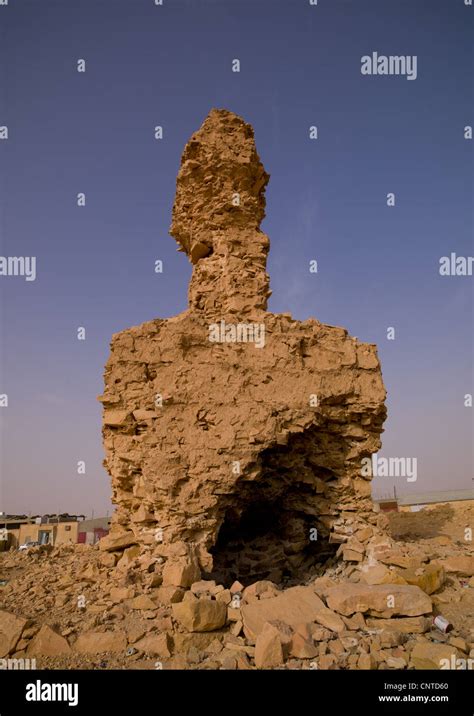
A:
99 109 387 586
170 109 271 317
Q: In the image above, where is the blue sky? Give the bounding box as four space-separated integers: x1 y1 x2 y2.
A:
0 0 472 516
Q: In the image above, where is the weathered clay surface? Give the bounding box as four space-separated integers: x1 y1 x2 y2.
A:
99 108 387 584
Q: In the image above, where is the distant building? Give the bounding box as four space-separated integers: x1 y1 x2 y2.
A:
372 488 474 514
398 489 474 512
0 513 109 549
78 517 110 545
373 498 398 513
372 488 399 513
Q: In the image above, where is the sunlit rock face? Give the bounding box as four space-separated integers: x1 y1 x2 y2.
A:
100 108 387 585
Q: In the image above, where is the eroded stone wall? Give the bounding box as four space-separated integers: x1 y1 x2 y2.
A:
99 108 387 582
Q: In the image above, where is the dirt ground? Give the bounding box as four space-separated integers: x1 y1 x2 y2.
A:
1 501 473 670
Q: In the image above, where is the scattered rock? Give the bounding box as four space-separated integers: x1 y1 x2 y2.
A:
410 642 459 670
99 530 137 552
255 623 284 669
134 633 172 658
434 556 474 577
397 564 445 595
162 557 201 589
366 617 430 634
129 595 157 610
242 586 325 642
172 599 227 632
313 608 345 633
326 583 432 617
0 611 28 658
73 631 127 654
26 625 71 657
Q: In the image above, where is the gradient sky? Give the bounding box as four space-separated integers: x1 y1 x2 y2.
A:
0 0 472 517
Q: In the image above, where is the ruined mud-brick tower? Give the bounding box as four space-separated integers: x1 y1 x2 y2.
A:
99 108 387 586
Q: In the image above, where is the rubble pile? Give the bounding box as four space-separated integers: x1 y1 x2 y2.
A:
0 503 473 669
1 110 472 670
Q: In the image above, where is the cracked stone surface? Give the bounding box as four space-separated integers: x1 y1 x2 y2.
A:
99 108 387 582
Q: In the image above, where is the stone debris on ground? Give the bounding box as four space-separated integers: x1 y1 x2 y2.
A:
0 500 472 670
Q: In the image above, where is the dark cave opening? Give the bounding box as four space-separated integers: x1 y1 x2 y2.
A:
208 427 346 588
209 498 337 588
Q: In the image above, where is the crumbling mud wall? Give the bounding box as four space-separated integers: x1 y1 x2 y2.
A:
99 109 387 585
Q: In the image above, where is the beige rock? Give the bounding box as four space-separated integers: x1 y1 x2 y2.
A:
243 581 279 601
109 586 134 604
227 607 241 622
266 620 293 655
117 545 140 569
290 633 318 659
448 636 468 653
235 652 252 670
398 564 445 595
311 626 334 642
134 633 172 657
74 631 127 654
242 586 325 642
162 557 201 588
216 589 232 605
434 556 474 577
230 581 245 595
81 563 101 582
191 580 216 595
312 576 338 599
380 631 403 648
357 652 376 670
156 586 185 604
340 635 359 650
255 623 284 669
0 611 27 658
386 656 406 669
230 620 243 637
326 583 432 617
129 595 157 610
379 552 420 569
342 548 364 562
318 654 337 670
339 538 365 562
410 642 459 670
126 623 147 643
99 530 137 552
313 607 345 633
342 613 366 630
359 564 406 586
366 617 430 634
99 552 117 568
355 527 374 543
173 632 223 653
172 599 227 632
103 410 130 427
26 625 71 657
